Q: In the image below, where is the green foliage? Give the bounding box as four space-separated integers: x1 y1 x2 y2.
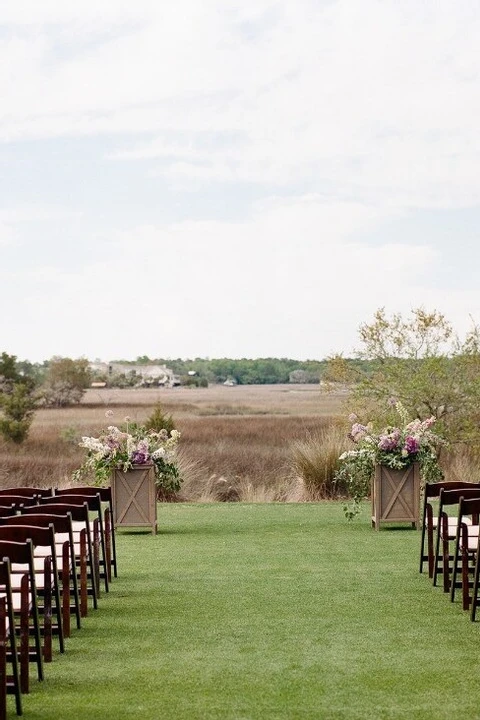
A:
144 403 176 434
0 383 36 443
0 351 19 381
334 451 373 521
327 308 480 449
0 352 38 443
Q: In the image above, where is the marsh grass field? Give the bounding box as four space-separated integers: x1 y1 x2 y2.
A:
0 384 347 497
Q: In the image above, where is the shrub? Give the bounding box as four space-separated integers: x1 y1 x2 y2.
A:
0 383 36 443
39 357 91 407
144 403 176 434
291 424 349 499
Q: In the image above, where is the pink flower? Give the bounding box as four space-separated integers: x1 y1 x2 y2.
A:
378 434 399 451
350 423 368 441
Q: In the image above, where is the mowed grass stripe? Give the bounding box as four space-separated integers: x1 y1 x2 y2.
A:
23 503 480 720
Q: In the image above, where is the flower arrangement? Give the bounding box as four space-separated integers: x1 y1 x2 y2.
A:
73 419 182 494
335 401 445 519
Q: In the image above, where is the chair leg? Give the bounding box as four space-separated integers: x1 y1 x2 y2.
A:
450 525 462 602
105 509 112 583
42 559 52 663
442 531 451 593
462 545 472 611
433 519 442 586
79 532 88 618
0 598 6 720
107 503 118 578
470 551 480 621
19 575 30 694
92 520 101 602
61 543 71 638
427 510 435 578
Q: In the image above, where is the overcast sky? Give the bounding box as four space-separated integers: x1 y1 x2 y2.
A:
1 0 479 363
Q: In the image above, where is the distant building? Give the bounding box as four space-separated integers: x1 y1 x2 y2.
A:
89 362 180 387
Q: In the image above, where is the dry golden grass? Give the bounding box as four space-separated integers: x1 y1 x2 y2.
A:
0 384 346 497
2 383 476 499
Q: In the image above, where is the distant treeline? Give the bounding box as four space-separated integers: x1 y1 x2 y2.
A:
13 355 372 387
116 356 371 386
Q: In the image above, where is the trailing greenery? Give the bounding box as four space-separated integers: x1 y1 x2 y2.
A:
20 503 480 720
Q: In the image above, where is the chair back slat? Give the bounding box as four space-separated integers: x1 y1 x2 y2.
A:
0 487 52 498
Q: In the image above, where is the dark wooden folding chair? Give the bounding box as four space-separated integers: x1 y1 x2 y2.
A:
419 481 480 577
20 506 88 620
2 513 81 636
33 501 98 611
432 485 480 592
0 525 65 661
0 540 43 694
55 486 117 580
447 495 480 612
39 495 108 594
0 559 22 716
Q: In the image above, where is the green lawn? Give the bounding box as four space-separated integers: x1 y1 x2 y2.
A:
20 503 480 719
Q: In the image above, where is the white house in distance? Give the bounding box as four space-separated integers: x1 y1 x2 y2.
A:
89 361 180 387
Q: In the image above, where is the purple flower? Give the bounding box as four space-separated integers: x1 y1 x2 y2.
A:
404 436 419 455
132 451 148 464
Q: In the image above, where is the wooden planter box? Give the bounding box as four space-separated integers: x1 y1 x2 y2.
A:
371 463 420 531
111 465 157 535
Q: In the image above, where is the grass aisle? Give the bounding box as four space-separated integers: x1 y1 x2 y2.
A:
23 503 480 720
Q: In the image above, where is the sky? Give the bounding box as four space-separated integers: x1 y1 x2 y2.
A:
1 0 480 363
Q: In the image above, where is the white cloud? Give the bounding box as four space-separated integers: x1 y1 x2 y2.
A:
1 1 480 361
2 194 471 362
1 0 479 209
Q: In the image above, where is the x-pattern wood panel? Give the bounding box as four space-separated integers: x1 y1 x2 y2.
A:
115 469 151 525
381 466 414 519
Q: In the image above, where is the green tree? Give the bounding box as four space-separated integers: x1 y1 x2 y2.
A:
40 357 92 407
0 352 37 443
327 308 480 446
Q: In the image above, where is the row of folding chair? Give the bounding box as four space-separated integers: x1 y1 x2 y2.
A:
419 480 480 622
0 486 117 586
0 485 118 718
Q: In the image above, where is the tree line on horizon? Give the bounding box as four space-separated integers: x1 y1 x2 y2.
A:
9 355 360 387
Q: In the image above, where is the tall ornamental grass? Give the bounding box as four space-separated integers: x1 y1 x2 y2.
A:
291 423 350 498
